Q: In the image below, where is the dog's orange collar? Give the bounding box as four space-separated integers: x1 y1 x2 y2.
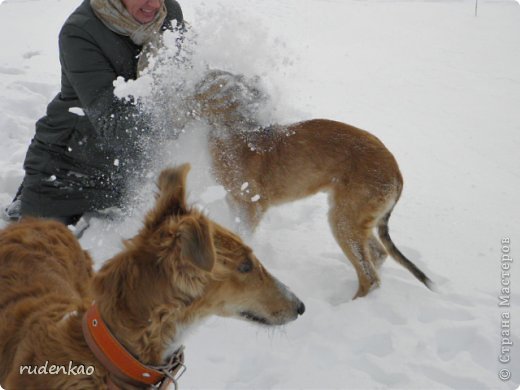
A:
82 303 185 389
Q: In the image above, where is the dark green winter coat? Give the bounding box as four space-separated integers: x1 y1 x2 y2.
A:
21 0 183 219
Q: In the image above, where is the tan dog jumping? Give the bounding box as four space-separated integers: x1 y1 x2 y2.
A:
0 164 304 389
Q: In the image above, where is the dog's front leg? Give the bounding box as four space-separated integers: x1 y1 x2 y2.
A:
225 193 264 235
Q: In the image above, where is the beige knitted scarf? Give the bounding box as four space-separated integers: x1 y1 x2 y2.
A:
90 0 167 46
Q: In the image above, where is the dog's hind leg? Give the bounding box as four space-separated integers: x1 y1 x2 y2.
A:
328 188 381 299
368 235 387 270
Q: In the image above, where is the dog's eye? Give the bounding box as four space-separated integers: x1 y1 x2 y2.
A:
237 258 254 273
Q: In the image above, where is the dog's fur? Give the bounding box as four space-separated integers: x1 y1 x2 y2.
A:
0 164 304 389
193 70 433 299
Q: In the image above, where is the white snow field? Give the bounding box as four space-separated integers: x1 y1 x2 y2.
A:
1 0 519 389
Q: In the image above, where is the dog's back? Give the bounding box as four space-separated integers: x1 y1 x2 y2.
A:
0 219 94 385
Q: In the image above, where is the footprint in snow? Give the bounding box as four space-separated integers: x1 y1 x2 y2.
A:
0 66 25 75
417 304 475 323
9 80 55 98
435 326 494 370
22 51 41 60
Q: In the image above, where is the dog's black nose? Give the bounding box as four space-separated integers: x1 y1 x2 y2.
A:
297 302 305 315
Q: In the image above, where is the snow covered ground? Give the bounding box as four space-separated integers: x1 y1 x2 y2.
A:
1 0 520 389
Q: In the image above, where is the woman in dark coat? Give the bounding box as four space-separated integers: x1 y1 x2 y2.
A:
5 0 183 225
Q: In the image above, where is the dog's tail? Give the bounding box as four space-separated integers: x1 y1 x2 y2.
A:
377 210 434 290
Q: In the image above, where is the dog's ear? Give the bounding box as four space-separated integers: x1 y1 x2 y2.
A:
157 164 190 213
146 164 191 231
177 215 215 272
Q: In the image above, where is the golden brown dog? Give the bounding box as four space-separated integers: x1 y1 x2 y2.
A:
0 164 304 390
193 70 433 299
